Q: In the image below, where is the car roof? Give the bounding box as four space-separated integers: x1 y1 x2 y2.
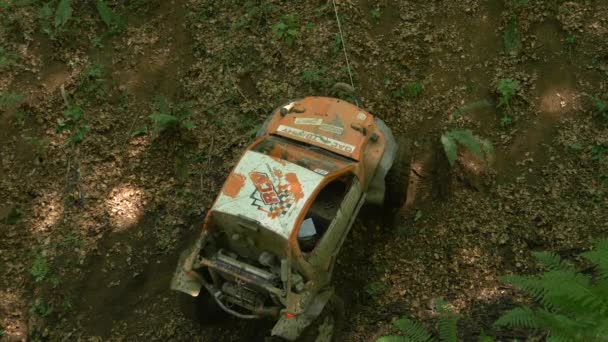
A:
267 97 375 161
211 150 325 239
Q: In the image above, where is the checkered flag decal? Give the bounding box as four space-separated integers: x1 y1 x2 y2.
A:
267 190 294 217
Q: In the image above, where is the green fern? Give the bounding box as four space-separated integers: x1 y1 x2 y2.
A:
148 97 195 134
497 79 520 109
376 298 465 342
54 0 72 28
440 129 493 167
495 240 608 341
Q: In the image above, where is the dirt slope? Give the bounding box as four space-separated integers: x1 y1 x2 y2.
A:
0 0 607 341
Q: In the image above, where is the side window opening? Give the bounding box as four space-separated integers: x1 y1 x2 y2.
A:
298 176 353 252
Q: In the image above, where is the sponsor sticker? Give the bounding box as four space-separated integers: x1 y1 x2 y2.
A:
294 117 322 125
356 112 367 121
319 123 344 135
313 168 329 176
277 125 356 154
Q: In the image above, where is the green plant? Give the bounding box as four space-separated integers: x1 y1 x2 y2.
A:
54 0 72 29
497 79 520 110
77 63 107 98
0 46 17 70
440 129 493 167
565 34 577 57
29 300 53 318
591 144 607 162
495 240 608 340
95 0 124 33
301 68 325 87
504 17 521 56
366 282 387 298
56 104 89 145
332 34 343 55
148 97 195 134
2 207 22 225
272 15 299 47
30 254 50 283
370 7 381 19
500 114 513 128
594 98 607 120
0 91 24 109
392 82 424 99
376 298 461 342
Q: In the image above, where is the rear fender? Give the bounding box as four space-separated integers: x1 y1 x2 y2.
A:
366 118 397 205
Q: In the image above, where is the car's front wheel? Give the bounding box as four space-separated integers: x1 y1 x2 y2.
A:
384 136 412 209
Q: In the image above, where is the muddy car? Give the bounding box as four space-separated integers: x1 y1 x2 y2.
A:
171 96 410 341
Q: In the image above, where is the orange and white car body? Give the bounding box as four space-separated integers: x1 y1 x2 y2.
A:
172 97 399 340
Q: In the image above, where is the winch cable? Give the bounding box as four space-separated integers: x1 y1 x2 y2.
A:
331 0 359 106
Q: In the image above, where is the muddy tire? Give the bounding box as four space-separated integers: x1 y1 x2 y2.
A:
298 294 344 342
178 291 223 324
384 137 412 209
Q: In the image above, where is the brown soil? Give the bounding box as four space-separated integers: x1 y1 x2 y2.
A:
1 0 607 341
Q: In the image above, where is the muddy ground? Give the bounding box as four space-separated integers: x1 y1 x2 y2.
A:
1 0 607 341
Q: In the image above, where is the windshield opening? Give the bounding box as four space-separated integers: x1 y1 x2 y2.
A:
252 135 353 175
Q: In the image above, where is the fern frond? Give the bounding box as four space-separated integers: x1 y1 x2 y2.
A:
393 317 434 342
581 240 608 280
438 314 459 342
376 336 406 342
540 270 598 311
535 309 586 340
433 298 459 342
440 135 457 166
447 129 485 161
494 306 538 328
499 274 546 303
532 251 574 272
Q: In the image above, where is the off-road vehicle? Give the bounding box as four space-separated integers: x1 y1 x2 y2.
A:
171 96 410 341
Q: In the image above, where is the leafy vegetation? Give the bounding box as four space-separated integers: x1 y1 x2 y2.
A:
2 206 23 225
503 17 521 56
366 282 387 298
376 299 460 342
392 82 424 99
495 240 608 341
30 299 53 318
370 7 381 20
594 97 607 120
591 144 607 162
272 15 299 47
30 254 50 283
0 46 17 70
332 34 343 55
54 0 72 29
301 68 326 88
77 63 107 99
0 91 24 110
497 79 520 109
496 79 520 127
148 97 196 134
56 104 90 145
95 0 124 32
440 129 493 167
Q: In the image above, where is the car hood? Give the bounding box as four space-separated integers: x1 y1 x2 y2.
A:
211 150 325 239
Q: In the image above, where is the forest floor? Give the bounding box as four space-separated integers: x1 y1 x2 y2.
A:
1 0 607 341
